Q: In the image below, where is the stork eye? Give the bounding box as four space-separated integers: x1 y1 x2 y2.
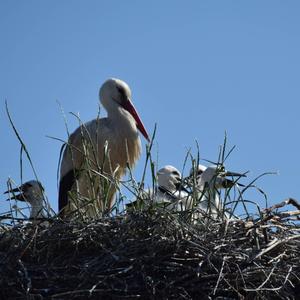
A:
197 170 203 176
116 86 126 97
172 171 180 176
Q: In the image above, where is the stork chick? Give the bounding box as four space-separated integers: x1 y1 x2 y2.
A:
59 78 150 218
190 164 245 218
5 180 45 219
126 165 189 211
155 165 189 209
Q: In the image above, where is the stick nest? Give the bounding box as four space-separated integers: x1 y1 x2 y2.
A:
0 200 300 299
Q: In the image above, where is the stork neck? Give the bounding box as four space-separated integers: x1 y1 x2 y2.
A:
108 105 131 120
108 106 138 135
30 202 44 218
158 186 178 200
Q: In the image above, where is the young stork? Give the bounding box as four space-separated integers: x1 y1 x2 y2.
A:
59 78 150 218
190 164 245 218
4 180 45 219
154 165 188 206
126 165 189 211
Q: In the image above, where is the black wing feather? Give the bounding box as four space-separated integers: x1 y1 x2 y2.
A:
58 170 76 212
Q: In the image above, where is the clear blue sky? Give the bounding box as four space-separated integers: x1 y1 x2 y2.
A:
1 1 299 215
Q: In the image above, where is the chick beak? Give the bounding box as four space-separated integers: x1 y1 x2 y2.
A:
224 171 247 178
222 170 246 188
4 185 26 201
175 177 190 193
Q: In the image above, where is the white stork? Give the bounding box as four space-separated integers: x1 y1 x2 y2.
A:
126 165 189 211
59 78 150 218
154 165 189 209
4 180 45 219
190 164 245 218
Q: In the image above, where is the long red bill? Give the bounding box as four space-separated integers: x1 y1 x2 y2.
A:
122 99 150 142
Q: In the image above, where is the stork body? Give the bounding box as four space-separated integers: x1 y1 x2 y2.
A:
59 78 149 218
5 180 45 219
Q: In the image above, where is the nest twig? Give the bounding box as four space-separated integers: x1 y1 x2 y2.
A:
0 201 299 299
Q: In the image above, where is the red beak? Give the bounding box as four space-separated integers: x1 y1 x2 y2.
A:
122 99 150 142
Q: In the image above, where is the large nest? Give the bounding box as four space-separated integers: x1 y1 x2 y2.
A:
0 199 300 299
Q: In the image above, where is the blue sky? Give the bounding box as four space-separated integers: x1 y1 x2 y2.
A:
1 1 299 215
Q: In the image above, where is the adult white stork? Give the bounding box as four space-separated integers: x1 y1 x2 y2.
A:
126 165 189 211
59 78 150 218
190 164 245 218
4 180 45 219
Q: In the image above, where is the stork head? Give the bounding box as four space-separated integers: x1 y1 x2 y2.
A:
157 165 182 192
192 164 207 177
192 164 245 189
99 78 150 142
4 180 44 206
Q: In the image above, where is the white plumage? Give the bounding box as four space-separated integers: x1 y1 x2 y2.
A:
59 78 149 218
